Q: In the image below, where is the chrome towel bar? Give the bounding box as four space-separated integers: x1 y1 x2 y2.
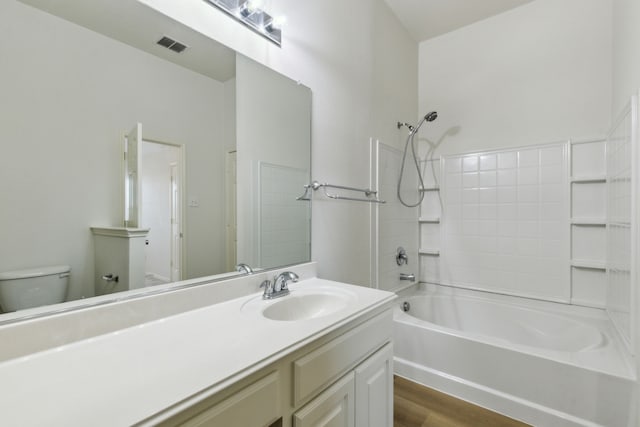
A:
296 180 386 204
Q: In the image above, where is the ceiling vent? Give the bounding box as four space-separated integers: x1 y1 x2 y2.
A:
156 36 189 53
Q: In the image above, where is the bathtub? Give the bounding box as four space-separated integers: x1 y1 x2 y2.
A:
394 284 636 427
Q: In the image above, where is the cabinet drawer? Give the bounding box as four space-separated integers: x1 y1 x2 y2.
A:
293 372 355 427
293 310 392 406
179 371 280 427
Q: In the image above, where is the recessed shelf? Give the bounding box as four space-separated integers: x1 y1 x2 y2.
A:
571 218 606 226
609 221 631 228
570 175 606 183
419 248 440 256
419 217 440 224
571 260 607 270
419 186 440 192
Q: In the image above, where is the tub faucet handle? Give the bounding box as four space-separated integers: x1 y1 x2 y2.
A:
396 247 409 265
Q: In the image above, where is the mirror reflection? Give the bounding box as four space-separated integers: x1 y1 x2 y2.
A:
0 0 311 317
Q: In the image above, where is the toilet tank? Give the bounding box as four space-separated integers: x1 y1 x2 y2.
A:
0 265 70 312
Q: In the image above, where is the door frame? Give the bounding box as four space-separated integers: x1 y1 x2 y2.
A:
142 138 186 282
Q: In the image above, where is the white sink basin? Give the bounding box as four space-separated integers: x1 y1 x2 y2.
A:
242 286 357 321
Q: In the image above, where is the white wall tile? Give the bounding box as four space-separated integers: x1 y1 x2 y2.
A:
463 172 479 188
479 170 497 187
605 103 633 348
479 188 497 204
497 187 517 203
439 143 569 301
497 169 517 186
518 149 539 167
498 152 517 169
480 154 497 170
463 155 479 172
518 167 539 185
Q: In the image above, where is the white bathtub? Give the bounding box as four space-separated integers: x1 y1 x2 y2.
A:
394 284 636 427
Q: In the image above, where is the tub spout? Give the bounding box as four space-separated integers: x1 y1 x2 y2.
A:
400 273 415 281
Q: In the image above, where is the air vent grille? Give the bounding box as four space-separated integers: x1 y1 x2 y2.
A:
156 36 189 53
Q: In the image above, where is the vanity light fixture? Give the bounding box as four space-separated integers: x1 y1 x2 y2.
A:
204 0 284 47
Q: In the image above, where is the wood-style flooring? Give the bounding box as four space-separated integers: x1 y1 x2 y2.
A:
394 376 531 427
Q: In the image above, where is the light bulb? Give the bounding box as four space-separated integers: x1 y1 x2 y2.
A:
246 0 263 12
269 15 287 30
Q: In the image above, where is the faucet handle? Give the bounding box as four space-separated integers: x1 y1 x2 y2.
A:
260 279 273 294
396 247 409 265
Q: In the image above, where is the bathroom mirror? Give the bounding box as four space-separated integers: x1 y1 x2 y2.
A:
0 0 311 319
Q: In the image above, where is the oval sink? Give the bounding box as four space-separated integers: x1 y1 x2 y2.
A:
263 293 349 321
242 286 357 321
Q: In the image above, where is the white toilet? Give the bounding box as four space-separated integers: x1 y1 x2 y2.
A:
0 265 70 312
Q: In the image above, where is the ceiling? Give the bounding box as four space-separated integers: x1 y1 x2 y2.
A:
383 0 536 42
19 0 236 82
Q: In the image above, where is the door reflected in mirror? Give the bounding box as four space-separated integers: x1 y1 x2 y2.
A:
0 0 311 318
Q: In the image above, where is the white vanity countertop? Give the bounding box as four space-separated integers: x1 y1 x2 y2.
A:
0 278 395 426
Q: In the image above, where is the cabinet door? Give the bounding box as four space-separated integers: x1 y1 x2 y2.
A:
354 343 393 427
293 372 355 427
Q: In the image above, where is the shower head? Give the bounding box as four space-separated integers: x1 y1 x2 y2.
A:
425 111 438 122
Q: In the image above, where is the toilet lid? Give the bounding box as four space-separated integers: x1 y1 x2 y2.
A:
0 265 71 280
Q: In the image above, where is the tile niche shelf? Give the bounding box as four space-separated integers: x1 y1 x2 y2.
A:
571 259 607 270
570 218 606 226
418 248 440 256
570 175 606 183
418 217 440 224
569 139 608 307
418 158 442 283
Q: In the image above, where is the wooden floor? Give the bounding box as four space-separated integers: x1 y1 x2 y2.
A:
394 376 531 427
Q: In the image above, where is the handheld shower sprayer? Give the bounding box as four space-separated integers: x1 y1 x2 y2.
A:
425 111 438 122
397 111 438 207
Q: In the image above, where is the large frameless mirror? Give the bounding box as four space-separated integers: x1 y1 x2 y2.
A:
0 0 311 321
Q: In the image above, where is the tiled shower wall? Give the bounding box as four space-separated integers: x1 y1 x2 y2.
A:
418 140 612 307
439 144 570 301
374 141 419 292
606 95 637 350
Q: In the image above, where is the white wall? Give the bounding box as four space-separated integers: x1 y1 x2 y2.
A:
0 0 227 299
418 0 612 156
139 0 418 286
612 0 640 118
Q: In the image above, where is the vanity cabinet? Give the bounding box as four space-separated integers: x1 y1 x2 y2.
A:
153 309 393 427
293 343 394 427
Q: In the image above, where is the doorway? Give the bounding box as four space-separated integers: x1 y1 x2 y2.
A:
141 140 184 285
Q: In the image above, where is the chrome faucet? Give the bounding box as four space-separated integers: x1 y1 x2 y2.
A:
236 263 253 274
274 271 299 291
261 271 299 299
400 273 415 281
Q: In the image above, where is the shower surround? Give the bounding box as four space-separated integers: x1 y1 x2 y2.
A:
378 93 639 425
